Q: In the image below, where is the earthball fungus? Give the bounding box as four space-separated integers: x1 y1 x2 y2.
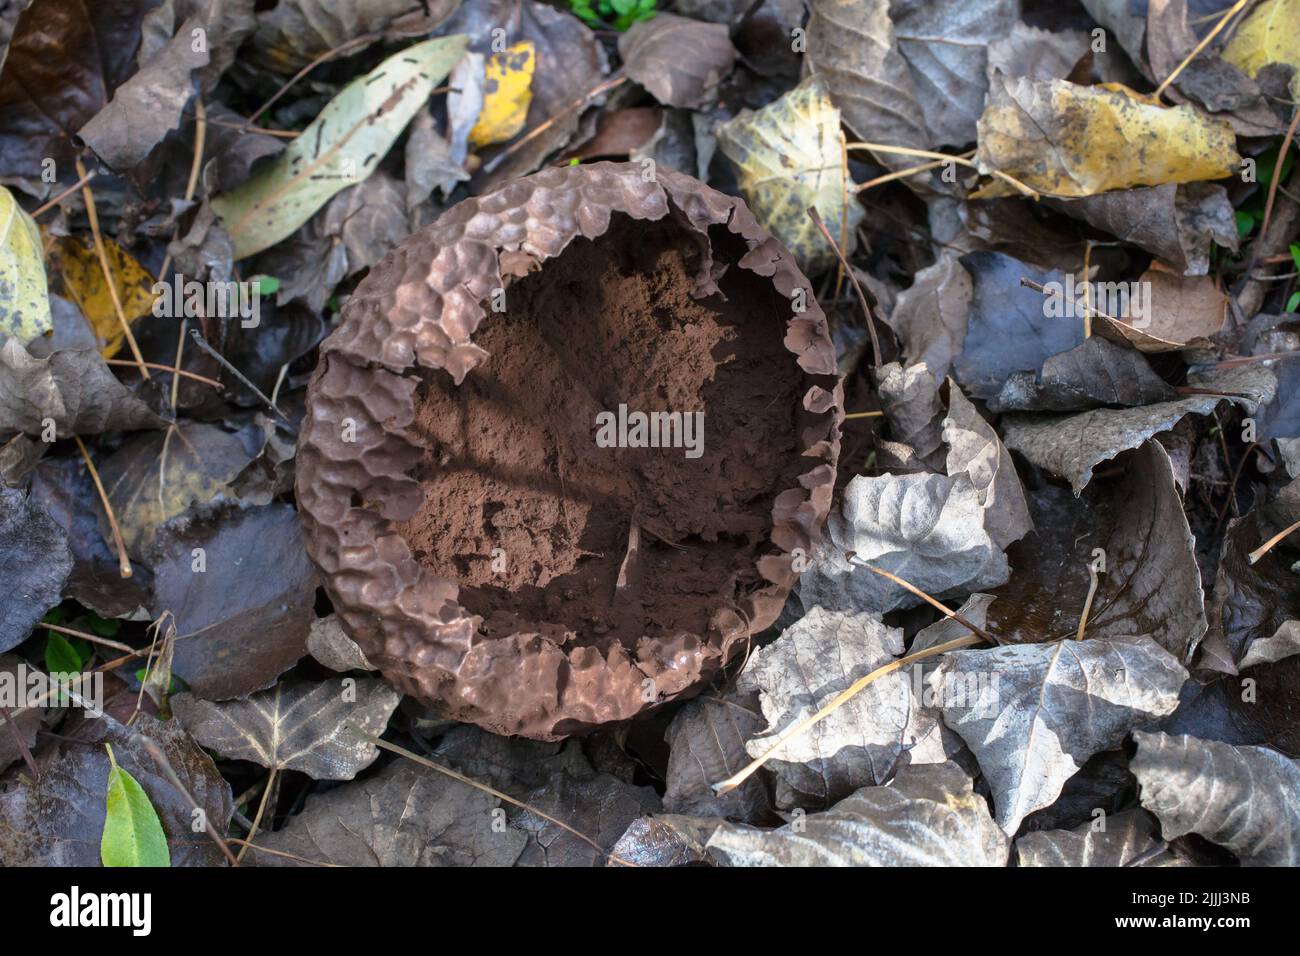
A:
296 162 842 739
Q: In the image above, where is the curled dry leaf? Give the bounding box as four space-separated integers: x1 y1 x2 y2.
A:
884 251 972 381
706 761 1010 866
975 74 1240 199
172 678 401 780
77 14 209 170
1132 731 1300 866
987 442 1209 661
931 634 1187 834
608 814 717 867
1001 364 1277 493
987 336 1177 413
943 384 1033 548
618 13 735 110
307 614 374 673
716 75 865 273
801 470 1009 614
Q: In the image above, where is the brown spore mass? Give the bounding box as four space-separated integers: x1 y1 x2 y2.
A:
394 214 805 653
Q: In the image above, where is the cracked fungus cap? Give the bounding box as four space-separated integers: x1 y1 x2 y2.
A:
296 162 842 739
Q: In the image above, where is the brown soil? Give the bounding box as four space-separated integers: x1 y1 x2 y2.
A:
394 214 806 652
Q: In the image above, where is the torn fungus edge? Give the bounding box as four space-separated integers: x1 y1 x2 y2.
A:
296 162 842 739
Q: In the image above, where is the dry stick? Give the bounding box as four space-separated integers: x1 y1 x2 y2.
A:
198 113 298 139
1152 0 1253 100
854 155 964 193
843 410 885 420
32 168 97 217
75 159 150 379
104 359 222 388
845 142 1040 199
808 205 883 367
187 328 287 421
361 732 635 867
237 766 279 864
1247 517 1300 564
1076 566 1102 641
157 99 207 287
137 736 241 868
72 436 132 579
170 319 188 415
41 622 134 655
855 561 997 643
712 632 982 795
483 72 628 175
1020 276 1125 325
1213 350 1300 368
0 708 38 778
834 129 850 301
712 560 997 795
1081 241 1094 339
225 838 338 867
1234 106 1300 303
1216 440 1259 530
242 32 380 132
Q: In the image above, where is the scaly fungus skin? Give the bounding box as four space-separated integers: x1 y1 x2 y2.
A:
296 162 842 740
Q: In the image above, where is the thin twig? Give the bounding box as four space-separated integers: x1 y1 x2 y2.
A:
187 328 286 420
40 622 134 655
138 736 240 868
104 358 222 388
32 169 97 217
483 73 628 175
843 410 884 420
846 142 1040 199
73 436 132 578
75 159 150 379
1153 0 1253 100
237 766 278 864
361 732 635 867
808 206 882 367
1248 517 1300 564
1076 565 1102 641
852 558 998 643
1235 106 1300 301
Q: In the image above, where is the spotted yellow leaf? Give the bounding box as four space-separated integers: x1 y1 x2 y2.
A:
469 42 536 149
716 76 864 274
1223 0 1300 96
0 186 53 344
49 235 156 359
974 76 1240 199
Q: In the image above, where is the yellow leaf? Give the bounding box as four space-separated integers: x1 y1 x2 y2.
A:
1223 0 1300 92
49 235 155 359
975 77 1240 199
0 186 53 344
469 42 536 149
716 76 864 274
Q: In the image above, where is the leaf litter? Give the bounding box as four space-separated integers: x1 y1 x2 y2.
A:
0 0 1297 870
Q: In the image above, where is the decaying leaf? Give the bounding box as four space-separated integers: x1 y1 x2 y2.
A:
0 487 71 654
662 695 769 822
716 76 865 273
211 35 469 259
943 384 1033 548
1222 0 1300 95
884 251 972 380
706 761 1010 866
987 336 1177 413
0 186 51 343
172 678 401 780
149 503 318 699
736 606 927 810
1015 810 1167 867
618 13 735 110
800 470 1009 614
987 442 1210 661
932 634 1186 834
1001 364 1277 492
0 337 165 437
469 42 536 149
248 759 527 867
1132 730 1300 865
307 614 374 673
975 74 1240 198
608 814 717 867
0 713 233 866
49 231 157 359
876 360 945 462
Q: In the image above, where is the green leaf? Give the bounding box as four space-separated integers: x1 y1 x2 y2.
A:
101 744 171 867
250 274 281 295
211 35 469 260
1236 210 1257 238
0 185 53 344
1287 291 1300 312
45 632 82 677
1290 243 1300 273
